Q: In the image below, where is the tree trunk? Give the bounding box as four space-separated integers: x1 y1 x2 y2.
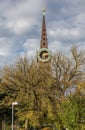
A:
25 119 28 130
0 122 2 130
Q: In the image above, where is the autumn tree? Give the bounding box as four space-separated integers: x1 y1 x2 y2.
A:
0 57 53 129
0 46 85 130
50 45 85 129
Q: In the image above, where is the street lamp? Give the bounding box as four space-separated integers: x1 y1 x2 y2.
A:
12 102 18 130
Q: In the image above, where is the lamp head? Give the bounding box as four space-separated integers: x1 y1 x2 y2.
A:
12 102 19 105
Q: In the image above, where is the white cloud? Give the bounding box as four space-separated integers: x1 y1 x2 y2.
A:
48 27 81 42
1 0 46 35
23 38 39 57
0 37 13 56
6 18 35 35
75 13 85 24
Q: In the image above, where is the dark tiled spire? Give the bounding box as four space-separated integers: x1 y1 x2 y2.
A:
40 9 48 48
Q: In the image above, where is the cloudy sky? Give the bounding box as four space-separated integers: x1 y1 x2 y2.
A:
0 0 85 66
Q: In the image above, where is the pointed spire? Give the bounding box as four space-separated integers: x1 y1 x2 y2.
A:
40 9 48 48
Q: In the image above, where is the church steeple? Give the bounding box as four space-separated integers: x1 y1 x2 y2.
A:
37 9 51 63
40 9 48 48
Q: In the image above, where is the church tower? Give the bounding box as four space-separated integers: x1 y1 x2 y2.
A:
37 9 51 65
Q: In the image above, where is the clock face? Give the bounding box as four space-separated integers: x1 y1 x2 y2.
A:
37 48 51 62
40 51 49 59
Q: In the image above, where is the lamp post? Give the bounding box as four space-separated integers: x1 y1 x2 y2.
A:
12 102 18 130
